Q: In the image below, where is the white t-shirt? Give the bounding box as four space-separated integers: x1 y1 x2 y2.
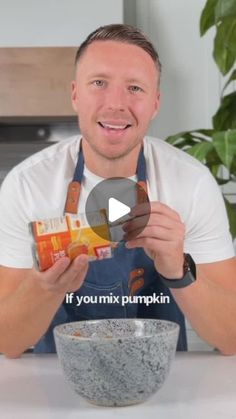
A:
0 135 234 268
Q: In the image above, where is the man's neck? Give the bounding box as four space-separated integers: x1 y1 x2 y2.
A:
81 139 142 178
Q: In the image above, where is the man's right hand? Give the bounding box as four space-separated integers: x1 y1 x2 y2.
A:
33 254 89 294
0 255 89 358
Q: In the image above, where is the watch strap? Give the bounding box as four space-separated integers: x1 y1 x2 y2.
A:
159 254 196 289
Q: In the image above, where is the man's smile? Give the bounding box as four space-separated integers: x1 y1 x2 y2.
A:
98 122 131 129
97 120 132 135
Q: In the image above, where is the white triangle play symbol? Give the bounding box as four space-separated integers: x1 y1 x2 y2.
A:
108 197 131 223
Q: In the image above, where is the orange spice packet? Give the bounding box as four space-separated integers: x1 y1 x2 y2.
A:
30 210 113 271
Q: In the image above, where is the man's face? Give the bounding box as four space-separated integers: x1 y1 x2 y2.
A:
71 40 160 160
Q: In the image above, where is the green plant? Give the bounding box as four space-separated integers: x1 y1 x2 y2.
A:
165 0 236 237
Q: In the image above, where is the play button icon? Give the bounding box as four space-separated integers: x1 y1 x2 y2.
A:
85 177 150 242
108 198 130 223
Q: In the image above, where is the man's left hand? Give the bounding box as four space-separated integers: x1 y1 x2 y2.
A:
123 202 185 279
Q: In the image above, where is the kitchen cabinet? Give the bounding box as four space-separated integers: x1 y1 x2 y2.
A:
0 47 78 121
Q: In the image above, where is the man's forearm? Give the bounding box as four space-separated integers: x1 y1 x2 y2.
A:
171 266 236 355
0 275 66 358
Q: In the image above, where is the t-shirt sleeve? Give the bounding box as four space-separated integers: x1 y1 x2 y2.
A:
184 171 235 263
0 170 34 268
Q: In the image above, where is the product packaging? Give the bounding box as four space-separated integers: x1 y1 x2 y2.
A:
30 210 113 271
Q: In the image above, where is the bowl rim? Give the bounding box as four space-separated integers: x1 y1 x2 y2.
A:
53 318 180 341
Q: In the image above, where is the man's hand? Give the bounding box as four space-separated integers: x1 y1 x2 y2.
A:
123 202 185 279
31 254 89 294
0 254 89 358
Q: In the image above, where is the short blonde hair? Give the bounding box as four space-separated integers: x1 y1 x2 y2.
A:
75 24 162 77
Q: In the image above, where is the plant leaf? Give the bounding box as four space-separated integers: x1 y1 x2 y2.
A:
166 129 213 145
200 0 218 36
224 198 236 238
215 0 236 22
231 159 236 176
186 142 214 162
223 68 236 92
213 16 236 75
212 129 236 169
215 176 231 185
194 129 215 137
206 148 222 165
209 164 221 177
165 131 190 145
213 91 236 130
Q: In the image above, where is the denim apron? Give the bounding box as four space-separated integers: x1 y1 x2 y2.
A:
34 144 187 352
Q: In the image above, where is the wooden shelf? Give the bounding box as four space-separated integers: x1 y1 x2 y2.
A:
0 47 78 119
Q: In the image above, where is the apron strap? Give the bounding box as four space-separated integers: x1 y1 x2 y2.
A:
64 142 84 214
64 141 148 214
64 181 81 214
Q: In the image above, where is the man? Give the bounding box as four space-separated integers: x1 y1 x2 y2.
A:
0 24 235 358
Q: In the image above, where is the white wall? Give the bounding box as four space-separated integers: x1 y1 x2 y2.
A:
125 0 220 140
0 0 123 46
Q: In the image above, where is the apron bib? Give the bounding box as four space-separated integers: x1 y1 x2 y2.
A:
34 142 187 353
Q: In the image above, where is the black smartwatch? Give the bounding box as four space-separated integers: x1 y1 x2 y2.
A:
159 253 196 289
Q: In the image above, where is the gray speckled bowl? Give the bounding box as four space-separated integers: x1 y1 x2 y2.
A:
54 318 179 407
